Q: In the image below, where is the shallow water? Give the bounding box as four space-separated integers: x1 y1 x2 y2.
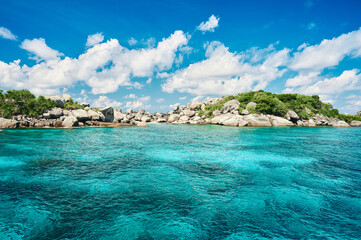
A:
0 124 360 239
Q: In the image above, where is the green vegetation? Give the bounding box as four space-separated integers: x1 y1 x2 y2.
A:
0 89 59 118
0 89 83 118
199 90 361 122
63 98 83 110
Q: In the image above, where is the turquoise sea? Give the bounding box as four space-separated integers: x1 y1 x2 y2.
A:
0 124 360 239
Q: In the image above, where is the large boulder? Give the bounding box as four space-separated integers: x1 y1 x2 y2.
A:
45 94 71 107
141 116 151 122
269 116 294 126
222 115 247 127
0 118 19 128
87 109 102 121
47 108 63 119
350 120 361 127
332 120 349 127
211 114 233 124
179 115 190 122
287 110 299 122
62 116 79 128
210 114 247 126
246 102 257 110
182 109 196 117
221 99 240 113
168 114 180 123
100 107 114 122
72 109 90 121
244 114 272 127
114 111 125 122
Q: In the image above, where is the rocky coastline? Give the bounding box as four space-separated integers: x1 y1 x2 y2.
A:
1 94 361 129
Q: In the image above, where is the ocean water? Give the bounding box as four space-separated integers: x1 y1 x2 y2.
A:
0 124 360 240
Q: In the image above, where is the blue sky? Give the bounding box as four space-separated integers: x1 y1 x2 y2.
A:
1 0 361 113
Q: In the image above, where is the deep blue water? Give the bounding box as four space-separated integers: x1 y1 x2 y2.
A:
0 124 360 239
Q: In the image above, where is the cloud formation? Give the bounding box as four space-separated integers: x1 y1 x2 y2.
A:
0 30 189 95
162 41 289 95
92 95 122 108
20 38 63 62
86 33 104 47
289 28 361 73
0 27 17 40
197 15 220 33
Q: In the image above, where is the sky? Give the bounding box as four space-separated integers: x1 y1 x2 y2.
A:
1 0 361 113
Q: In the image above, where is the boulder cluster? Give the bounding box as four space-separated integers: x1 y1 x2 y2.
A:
1 96 361 129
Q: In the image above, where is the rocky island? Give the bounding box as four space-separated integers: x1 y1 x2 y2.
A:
1 89 361 129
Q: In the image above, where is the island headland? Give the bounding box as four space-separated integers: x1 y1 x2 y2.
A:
1 89 361 129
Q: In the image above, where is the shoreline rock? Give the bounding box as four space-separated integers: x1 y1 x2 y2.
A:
1 97 360 129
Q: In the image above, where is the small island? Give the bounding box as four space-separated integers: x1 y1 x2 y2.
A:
1 89 361 129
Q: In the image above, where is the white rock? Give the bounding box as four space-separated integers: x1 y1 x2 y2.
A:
244 114 272 127
72 109 90 121
221 99 240 113
62 116 79 128
269 116 294 126
168 114 180 123
350 120 361 127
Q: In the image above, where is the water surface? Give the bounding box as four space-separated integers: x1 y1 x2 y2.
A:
0 124 360 239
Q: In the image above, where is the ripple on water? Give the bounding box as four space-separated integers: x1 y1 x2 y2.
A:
0 125 360 239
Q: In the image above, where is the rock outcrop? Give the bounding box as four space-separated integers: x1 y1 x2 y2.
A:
221 100 240 113
269 116 294 126
244 114 272 127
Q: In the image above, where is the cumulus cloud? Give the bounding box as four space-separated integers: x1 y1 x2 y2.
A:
197 15 220 33
124 94 151 109
345 95 361 112
86 33 104 47
156 98 164 103
20 38 63 62
0 26 17 40
162 41 289 95
0 30 189 95
289 27 361 73
92 95 122 108
128 37 138 46
284 69 361 95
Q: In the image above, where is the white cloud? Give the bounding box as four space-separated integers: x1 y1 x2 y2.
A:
128 37 138 46
162 41 289 95
92 95 122 108
124 94 151 109
284 69 361 95
307 22 316 30
179 96 187 100
146 78 152 84
86 33 104 47
156 98 164 103
289 28 361 73
0 30 189 95
124 94 137 99
20 38 63 62
0 27 17 40
345 95 361 112
197 15 220 33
